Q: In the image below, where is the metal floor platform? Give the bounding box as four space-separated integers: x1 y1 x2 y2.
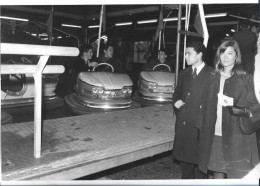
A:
2 104 175 180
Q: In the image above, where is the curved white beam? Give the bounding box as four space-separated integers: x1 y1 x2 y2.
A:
1 43 79 56
1 65 65 74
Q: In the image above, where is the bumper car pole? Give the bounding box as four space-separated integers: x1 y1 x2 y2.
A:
33 55 49 158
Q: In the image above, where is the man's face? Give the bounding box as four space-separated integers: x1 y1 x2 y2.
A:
185 47 202 66
82 49 93 62
158 51 167 63
104 46 114 58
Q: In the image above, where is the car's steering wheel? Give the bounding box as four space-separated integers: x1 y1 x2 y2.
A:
93 63 114 72
153 64 171 72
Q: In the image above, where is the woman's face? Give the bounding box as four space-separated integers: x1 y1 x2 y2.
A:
82 49 93 62
104 46 113 58
220 46 237 69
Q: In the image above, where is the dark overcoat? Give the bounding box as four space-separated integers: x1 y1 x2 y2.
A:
198 71 260 178
172 65 213 164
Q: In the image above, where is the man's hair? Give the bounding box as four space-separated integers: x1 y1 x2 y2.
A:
158 48 167 55
79 44 93 57
186 40 207 60
240 19 250 29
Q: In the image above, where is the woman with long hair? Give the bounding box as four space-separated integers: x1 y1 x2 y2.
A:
198 40 260 178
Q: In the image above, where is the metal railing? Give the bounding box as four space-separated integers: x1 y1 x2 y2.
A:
1 43 79 158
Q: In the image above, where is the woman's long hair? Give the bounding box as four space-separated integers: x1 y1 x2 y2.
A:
214 39 246 75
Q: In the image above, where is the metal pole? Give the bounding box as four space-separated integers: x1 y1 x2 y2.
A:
49 6 54 46
183 4 191 70
34 56 49 158
198 4 209 47
97 5 104 58
175 4 182 84
158 31 161 50
229 14 260 23
85 26 88 44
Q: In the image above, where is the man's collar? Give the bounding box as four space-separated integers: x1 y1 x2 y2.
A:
192 62 205 75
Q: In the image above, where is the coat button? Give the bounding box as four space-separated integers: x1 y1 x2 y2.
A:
183 121 186 125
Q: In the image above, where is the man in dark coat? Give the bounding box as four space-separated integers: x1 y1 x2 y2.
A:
114 37 129 72
233 20 257 74
172 40 213 179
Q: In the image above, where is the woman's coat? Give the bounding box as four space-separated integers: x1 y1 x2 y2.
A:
199 71 260 178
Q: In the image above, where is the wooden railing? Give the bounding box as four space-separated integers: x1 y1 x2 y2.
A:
1 43 79 158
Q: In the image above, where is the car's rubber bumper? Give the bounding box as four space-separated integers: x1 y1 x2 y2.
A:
65 94 140 115
132 92 172 107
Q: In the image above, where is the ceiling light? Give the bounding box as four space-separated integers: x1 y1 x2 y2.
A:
137 19 157 24
137 12 227 24
39 33 48 37
88 25 99 28
231 29 236 32
0 16 28 22
163 17 186 22
61 24 81 28
115 22 132 26
226 34 229 36
205 13 227 18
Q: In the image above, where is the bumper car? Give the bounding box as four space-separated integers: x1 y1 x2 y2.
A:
1 57 65 114
133 64 176 107
65 63 137 114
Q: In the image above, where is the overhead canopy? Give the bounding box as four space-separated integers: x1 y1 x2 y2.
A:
1 4 259 44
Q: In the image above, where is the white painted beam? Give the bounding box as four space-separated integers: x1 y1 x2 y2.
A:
1 43 79 56
1 65 65 75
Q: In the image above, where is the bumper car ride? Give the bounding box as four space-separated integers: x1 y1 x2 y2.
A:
1 73 64 113
133 64 175 106
65 63 134 114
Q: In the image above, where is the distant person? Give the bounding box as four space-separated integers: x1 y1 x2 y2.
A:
114 37 129 72
66 44 98 92
172 40 213 179
253 32 260 164
251 24 260 38
254 32 260 103
79 44 98 69
198 40 260 179
144 49 173 72
98 43 124 73
233 19 257 74
72 44 98 79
